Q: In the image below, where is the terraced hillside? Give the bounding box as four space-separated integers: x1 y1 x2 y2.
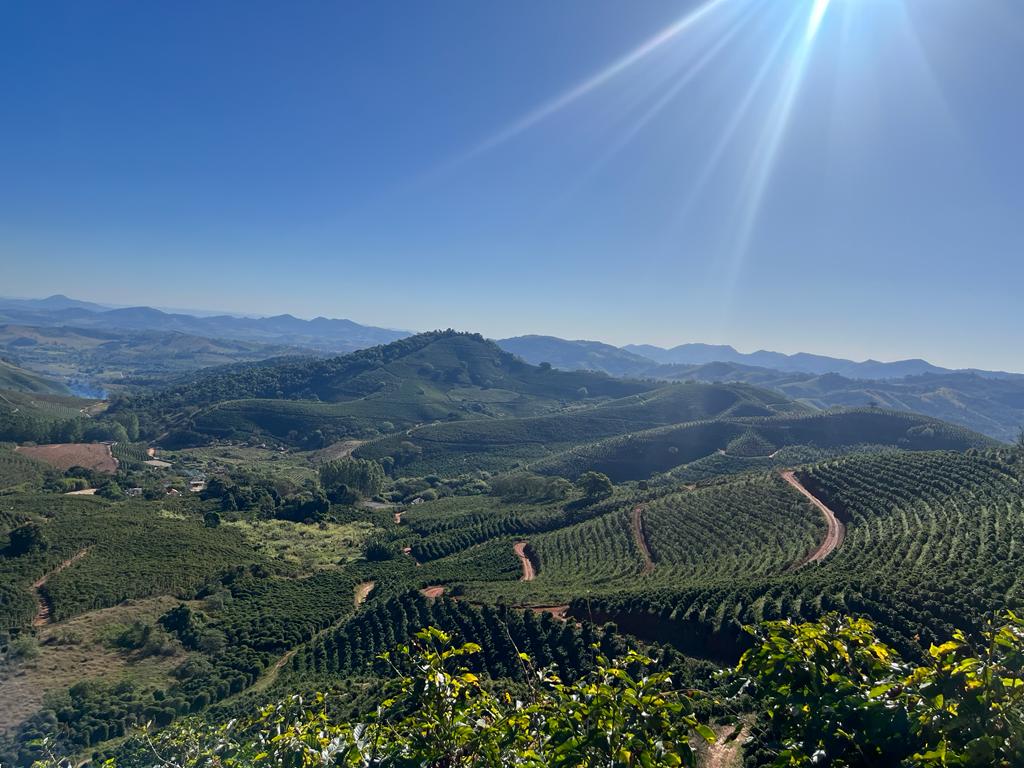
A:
354 381 805 475
530 408 995 481
1 375 1018 767
570 449 1024 660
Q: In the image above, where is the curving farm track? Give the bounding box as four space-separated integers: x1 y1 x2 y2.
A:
513 541 535 581
781 470 845 567
630 506 655 575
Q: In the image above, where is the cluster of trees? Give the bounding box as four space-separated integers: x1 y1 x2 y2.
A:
319 457 385 502
199 474 332 523
386 472 491 503
490 472 573 501
0 409 132 445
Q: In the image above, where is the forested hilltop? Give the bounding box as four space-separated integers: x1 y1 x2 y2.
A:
0 329 1019 767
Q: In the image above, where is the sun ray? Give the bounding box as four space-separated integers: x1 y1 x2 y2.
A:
555 0 768 203
720 0 836 304
673 3 805 223
446 0 738 167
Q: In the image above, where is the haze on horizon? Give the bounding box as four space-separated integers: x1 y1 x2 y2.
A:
2 1 1022 371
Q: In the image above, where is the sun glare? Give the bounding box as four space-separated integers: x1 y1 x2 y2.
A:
807 0 834 40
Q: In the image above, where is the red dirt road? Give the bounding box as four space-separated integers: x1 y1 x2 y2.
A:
33 548 91 626
781 470 845 567
17 443 118 474
513 541 535 581
631 506 655 575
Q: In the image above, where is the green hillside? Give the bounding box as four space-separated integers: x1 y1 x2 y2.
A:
121 331 653 447
529 407 996 481
3 333 1020 768
572 448 1024 661
0 359 69 396
354 381 806 475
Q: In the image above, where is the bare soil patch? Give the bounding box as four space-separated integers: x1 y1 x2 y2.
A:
355 581 376 607
781 470 846 567
527 605 569 621
313 439 365 463
513 541 536 581
701 723 749 768
420 586 445 599
17 443 118 473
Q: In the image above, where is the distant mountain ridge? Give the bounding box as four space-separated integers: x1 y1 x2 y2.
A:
5 296 1024 441
623 342 959 379
0 295 409 354
495 336 1024 443
501 334 1009 381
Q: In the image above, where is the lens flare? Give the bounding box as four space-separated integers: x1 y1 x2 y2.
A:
807 0 833 41
449 0 734 166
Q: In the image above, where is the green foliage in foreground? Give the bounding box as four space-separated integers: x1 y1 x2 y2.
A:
738 613 1024 767
22 615 1024 767
108 627 712 767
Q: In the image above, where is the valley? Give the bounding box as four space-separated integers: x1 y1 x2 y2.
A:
1 327 1021 766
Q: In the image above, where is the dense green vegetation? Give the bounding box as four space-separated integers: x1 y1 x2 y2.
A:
0 444 51 492
530 408 994 481
115 331 649 448
0 495 261 630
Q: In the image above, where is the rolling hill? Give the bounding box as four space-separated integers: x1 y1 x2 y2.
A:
353 381 807 476
0 358 69 396
528 407 996 481
497 336 1024 442
120 331 653 448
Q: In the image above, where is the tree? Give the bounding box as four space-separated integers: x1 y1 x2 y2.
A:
8 522 47 555
576 471 613 501
110 412 140 441
319 458 385 500
96 481 126 500
203 511 221 528
363 536 397 561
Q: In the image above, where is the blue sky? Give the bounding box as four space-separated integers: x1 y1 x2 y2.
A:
2 1 1022 370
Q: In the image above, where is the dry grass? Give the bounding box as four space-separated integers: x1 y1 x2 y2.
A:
0 596 191 735
16 443 117 473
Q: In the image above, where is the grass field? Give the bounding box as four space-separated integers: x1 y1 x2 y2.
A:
169 446 318 486
225 519 376 572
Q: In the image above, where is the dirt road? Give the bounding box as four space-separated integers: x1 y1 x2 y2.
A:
513 541 535 581
631 506 655 575
781 470 845 566
33 549 91 626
